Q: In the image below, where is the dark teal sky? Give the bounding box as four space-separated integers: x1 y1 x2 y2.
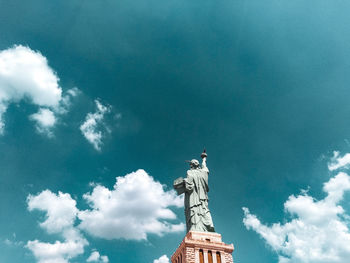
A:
1 0 350 262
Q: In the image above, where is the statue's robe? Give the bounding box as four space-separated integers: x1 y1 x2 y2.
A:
183 167 215 232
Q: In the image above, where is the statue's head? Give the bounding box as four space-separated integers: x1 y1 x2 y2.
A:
189 159 200 169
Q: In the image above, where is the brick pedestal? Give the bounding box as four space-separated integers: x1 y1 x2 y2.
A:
171 231 234 263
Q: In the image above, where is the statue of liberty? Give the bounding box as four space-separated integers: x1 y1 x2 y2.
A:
173 149 215 233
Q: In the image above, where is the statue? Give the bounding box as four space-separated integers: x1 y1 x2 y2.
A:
173 149 215 233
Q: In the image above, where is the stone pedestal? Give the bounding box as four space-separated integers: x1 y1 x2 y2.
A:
171 231 234 263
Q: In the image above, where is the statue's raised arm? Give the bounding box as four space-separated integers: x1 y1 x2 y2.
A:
201 149 208 172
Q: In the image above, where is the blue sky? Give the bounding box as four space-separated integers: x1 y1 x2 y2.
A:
1 1 350 263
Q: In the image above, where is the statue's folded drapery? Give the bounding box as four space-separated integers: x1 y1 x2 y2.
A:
184 166 215 232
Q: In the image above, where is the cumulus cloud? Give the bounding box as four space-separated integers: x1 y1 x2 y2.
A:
27 190 78 234
27 236 87 263
0 45 79 136
87 250 109 263
80 100 111 151
26 190 88 263
78 169 184 240
26 170 183 262
243 171 350 263
153 255 170 263
0 45 61 106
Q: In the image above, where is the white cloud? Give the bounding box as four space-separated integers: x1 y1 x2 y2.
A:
30 108 56 137
0 45 62 134
243 171 350 263
78 169 184 240
0 45 61 106
27 190 78 234
26 190 88 263
0 45 81 136
87 250 109 263
26 171 183 262
328 151 350 171
153 255 170 263
80 100 111 151
27 236 87 263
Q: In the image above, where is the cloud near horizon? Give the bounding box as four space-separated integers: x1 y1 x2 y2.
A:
153 255 170 263
26 191 88 263
26 169 183 262
243 152 350 263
